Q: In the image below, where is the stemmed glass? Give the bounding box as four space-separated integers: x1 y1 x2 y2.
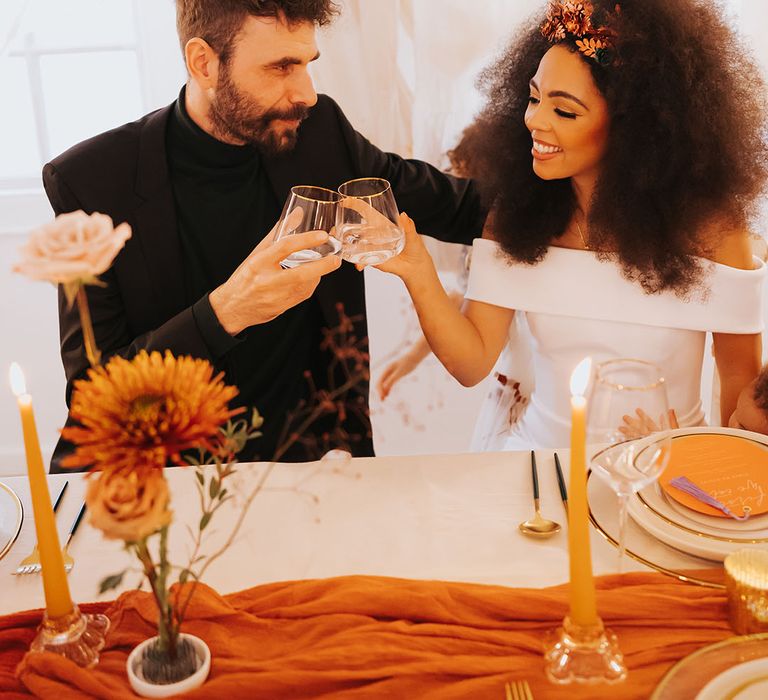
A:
273 185 342 268
336 178 405 265
587 359 673 571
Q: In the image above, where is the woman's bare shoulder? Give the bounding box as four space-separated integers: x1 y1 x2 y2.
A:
699 217 755 269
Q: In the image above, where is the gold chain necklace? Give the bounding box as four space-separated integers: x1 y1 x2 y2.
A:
576 220 590 250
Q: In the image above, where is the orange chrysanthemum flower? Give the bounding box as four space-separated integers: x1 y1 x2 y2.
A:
61 350 241 473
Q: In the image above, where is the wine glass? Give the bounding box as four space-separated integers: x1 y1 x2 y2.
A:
336 178 405 265
273 185 342 268
587 359 673 571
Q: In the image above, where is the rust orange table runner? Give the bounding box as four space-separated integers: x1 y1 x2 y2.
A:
0 572 730 699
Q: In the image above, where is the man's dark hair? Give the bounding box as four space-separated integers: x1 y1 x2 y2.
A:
753 366 768 412
176 0 339 63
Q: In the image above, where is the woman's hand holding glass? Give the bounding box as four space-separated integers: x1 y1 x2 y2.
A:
364 212 432 278
337 178 405 266
270 178 433 282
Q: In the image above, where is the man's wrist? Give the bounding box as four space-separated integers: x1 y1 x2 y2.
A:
209 285 240 335
192 294 242 359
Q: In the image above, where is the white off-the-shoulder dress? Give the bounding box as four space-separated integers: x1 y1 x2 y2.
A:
465 240 766 451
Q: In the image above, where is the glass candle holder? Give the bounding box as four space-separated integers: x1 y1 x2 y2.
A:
725 549 768 634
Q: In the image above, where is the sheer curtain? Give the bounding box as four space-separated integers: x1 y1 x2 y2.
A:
312 0 768 454
315 0 764 163
312 1 545 455
313 0 539 162
311 1 414 157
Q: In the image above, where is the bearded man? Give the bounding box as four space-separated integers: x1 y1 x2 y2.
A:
43 0 484 470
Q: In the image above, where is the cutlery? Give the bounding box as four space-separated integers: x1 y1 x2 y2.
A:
61 503 86 572
553 452 569 516
505 679 534 700
13 482 68 575
519 451 561 538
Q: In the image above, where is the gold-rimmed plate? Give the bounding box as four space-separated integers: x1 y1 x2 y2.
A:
658 430 768 519
639 428 768 534
0 480 23 561
636 482 768 540
587 468 724 588
627 428 768 561
650 633 768 699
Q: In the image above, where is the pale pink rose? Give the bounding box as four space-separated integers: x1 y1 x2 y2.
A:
14 210 131 285
86 469 172 542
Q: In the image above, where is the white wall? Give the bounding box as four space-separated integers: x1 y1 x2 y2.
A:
0 233 63 473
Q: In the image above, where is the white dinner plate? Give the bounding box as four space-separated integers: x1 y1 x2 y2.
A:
696 658 768 700
0 480 23 561
637 481 768 537
627 427 768 561
664 484 768 533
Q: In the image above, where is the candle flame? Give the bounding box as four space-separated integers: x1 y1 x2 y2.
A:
570 357 592 397
9 362 26 397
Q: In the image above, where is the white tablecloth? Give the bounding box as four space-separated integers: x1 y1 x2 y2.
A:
1 450 655 616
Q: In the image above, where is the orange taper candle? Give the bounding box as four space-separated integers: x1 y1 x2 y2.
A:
9 363 74 619
568 357 598 627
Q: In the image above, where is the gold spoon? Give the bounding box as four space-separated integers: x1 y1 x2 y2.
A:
519 451 561 538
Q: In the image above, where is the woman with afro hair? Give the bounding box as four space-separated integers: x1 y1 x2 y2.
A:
375 0 768 449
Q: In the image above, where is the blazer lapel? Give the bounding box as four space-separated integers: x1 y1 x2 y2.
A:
132 105 186 327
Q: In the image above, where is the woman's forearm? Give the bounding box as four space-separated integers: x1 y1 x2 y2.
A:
719 370 757 425
402 263 502 386
714 331 761 425
377 213 511 386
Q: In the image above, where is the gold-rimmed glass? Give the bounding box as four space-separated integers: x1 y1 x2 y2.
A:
336 177 405 265
273 185 342 268
586 468 725 588
588 359 673 571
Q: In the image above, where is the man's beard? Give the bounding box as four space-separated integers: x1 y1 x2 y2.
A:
208 64 309 155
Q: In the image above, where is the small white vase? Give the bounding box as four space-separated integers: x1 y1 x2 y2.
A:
126 633 211 698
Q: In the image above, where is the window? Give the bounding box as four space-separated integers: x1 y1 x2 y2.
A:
0 0 184 231
2 1 144 186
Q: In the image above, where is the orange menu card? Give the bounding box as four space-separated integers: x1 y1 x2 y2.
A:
659 434 768 518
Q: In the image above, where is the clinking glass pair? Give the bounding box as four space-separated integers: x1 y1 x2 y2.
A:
273 178 405 269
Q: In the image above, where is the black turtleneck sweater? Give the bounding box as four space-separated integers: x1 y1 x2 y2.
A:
166 88 322 461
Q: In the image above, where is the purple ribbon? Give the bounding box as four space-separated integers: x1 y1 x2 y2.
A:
669 476 751 521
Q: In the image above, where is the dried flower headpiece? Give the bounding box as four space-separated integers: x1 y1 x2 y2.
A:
540 1 617 66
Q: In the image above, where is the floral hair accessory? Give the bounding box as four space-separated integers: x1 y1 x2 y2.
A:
540 1 617 66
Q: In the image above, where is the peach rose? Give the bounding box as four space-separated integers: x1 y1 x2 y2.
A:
86 469 172 542
14 210 131 287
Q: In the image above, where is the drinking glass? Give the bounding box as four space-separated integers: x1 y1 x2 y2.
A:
336 178 405 265
273 186 342 268
587 359 673 571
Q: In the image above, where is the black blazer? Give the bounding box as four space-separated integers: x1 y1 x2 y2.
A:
43 94 485 470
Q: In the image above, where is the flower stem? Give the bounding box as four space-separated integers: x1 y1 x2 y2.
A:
273 370 365 462
136 536 175 659
76 286 101 367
